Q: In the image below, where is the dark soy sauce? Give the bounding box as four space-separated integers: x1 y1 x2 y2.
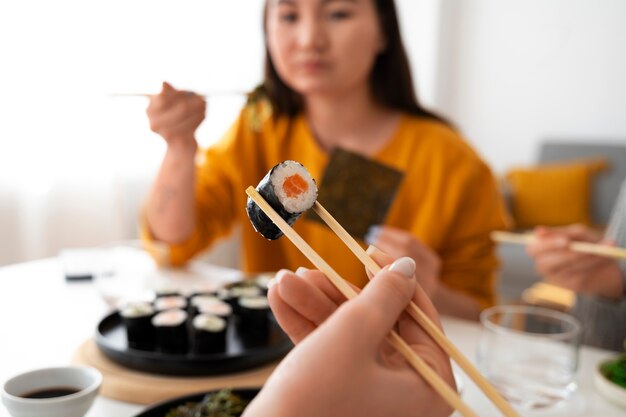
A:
20 387 80 399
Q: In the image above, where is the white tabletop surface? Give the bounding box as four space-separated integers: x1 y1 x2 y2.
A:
0 255 624 417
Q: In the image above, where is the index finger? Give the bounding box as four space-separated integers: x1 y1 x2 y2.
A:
367 246 444 345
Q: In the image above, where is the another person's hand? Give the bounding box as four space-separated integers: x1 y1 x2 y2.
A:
244 253 454 417
527 224 624 300
146 82 206 150
365 225 441 296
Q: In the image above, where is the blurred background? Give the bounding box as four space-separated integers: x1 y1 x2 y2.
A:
1 0 625 266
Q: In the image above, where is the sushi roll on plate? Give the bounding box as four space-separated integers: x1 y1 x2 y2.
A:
189 294 222 316
190 314 227 355
154 295 187 312
119 302 156 351
246 160 318 240
152 309 189 354
254 273 274 295
237 295 271 347
197 300 233 322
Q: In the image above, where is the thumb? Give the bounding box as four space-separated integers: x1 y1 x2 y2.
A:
347 257 416 348
161 81 175 95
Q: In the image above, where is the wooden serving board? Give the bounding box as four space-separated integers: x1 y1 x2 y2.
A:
72 339 278 405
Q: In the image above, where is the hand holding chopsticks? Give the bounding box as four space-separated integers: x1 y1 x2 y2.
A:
491 230 626 260
246 186 521 417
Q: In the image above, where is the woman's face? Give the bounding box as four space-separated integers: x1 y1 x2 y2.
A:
266 0 385 97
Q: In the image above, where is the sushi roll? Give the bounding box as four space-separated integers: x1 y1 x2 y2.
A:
246 160 318 240
154 286 180 299
188 294 222 316
254 273 274 296
229 284 262 299
120 302 156 351
152 309 189 354
190 314 227 355
221 284 262 314
197 300 233 322
237 295 271 347
154 295 187 312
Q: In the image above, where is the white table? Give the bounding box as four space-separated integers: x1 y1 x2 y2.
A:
0 257 623 417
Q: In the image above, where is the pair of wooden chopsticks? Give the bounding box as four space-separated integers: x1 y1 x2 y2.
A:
110 91 246 99
246 187 520 417
491 231 626 260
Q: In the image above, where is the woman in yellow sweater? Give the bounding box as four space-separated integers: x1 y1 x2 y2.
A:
142 0 507 320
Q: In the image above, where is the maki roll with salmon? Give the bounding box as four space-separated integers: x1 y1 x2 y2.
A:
197 300 233 322
154 295 187 312
246 160 318 240
190 314 227 354
120 302 156 351
152 309 189 354
189 294 222 316
237 295 271 347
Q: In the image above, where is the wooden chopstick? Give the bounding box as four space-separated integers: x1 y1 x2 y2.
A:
491 231 626 260
312 202 521 417
110 91 245 99
246 187 479 417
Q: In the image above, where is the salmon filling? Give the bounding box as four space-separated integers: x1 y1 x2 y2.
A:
283 174 308 197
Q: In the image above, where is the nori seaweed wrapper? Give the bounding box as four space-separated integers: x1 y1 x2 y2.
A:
307 148 404 240
246 163 309 240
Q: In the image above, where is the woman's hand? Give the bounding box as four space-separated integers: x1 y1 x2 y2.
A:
527 224 624 299
243 252 454 417
365 225 441 297
146 82 206 151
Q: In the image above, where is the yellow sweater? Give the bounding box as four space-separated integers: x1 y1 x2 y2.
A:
142 107 507 308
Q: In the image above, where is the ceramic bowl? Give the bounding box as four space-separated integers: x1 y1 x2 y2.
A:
1 366 102 417
594 357 626 409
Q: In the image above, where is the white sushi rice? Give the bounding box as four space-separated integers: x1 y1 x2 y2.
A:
193 314 226 332
151 309 187 327
155 296 187 311
229 286 262 298
190 295 222 307
239 295 270 310
120 302 154 318
198 300 233 316
270 160 318 213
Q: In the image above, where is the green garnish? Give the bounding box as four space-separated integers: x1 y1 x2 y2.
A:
165 388 250 417
600 354 626 389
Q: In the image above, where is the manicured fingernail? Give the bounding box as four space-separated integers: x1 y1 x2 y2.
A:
295 266 309 277
389 257 416 278
366 245 381 256
364 225 381 245
267 277 278 289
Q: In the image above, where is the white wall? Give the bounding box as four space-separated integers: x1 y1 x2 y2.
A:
0 1 442 266
435 0 626 174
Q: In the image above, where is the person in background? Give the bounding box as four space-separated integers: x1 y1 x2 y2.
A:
527 179 626 351
243 248 455 417
142 0 507 320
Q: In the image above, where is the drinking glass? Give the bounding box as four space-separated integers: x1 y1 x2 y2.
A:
477 305 581 411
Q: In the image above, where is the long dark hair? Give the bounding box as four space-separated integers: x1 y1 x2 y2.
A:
262 0 447 124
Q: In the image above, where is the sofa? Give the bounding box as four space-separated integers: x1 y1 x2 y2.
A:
497 141 626 302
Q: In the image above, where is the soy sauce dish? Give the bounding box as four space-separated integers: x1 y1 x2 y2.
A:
1 366 102 417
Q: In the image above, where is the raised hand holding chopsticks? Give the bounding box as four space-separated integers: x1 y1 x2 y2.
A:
246 259 455 417
521 225 625 300
312 201 522 417
492 230 626 260
246 186 479 417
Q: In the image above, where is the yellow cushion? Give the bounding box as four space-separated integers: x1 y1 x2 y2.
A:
505 159 608 229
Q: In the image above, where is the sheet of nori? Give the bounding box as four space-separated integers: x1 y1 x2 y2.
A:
307 148 404 241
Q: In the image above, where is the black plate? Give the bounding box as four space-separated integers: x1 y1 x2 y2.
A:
95 311 292 376
133 388 260 417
